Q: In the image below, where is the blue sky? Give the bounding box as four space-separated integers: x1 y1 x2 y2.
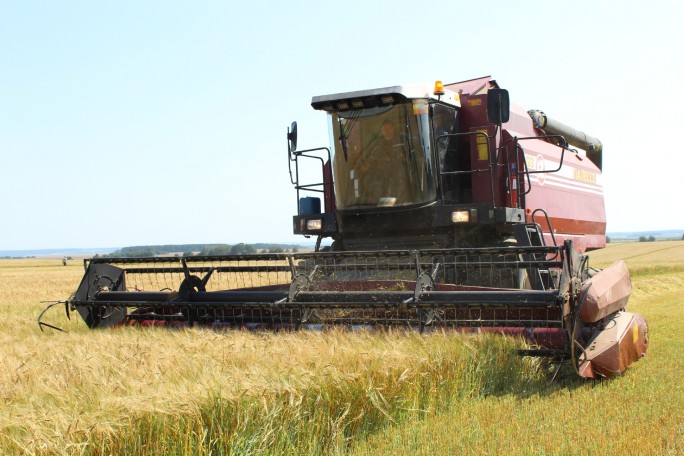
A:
1 1 682 250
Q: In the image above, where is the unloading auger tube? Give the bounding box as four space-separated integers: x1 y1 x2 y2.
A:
527 109 603 170
44 240 648 379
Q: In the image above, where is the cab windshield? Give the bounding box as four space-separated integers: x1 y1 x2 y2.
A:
329 100 435 210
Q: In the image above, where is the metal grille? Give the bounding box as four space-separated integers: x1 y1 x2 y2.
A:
88 255 293 292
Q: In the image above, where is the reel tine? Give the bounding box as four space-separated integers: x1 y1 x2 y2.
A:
37 301 69 333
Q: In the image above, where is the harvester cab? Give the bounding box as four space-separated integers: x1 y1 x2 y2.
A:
289 77 606 255
49 76 648 380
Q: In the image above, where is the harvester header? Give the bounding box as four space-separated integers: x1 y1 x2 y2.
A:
47 76 648 379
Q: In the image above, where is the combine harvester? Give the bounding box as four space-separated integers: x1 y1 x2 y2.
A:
50 76 648 379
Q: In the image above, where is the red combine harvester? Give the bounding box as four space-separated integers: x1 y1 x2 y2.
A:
50 76 648 379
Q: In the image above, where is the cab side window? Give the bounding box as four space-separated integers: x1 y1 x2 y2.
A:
433 105 471 203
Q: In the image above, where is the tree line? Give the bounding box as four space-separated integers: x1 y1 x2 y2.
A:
606 234 684 243
105 243 301 258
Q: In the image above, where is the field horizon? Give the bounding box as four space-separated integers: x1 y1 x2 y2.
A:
2 232 683 258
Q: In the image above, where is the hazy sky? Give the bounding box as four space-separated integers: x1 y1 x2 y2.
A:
2 1 683 250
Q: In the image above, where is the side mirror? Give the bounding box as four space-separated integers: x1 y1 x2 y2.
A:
287 121 298 154
487 88 510 125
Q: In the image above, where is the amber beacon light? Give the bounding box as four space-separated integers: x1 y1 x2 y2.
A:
433 80 445 96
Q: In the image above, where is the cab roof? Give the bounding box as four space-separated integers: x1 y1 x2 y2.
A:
311 83 460 111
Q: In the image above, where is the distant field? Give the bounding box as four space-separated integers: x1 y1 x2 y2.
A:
590 240 684 268
1 242 682 454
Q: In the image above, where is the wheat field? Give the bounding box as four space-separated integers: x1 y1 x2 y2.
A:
1 242 683 454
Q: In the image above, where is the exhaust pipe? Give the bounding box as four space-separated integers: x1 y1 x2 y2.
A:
528 109 603 170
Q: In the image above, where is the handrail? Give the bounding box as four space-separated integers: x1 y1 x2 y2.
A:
531 208 558 247
513 135 568 175
289 146 333 214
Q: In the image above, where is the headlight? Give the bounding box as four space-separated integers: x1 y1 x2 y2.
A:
451 210 470 223
306 219 323 230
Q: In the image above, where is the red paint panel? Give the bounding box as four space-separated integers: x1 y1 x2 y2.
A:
506 127 606 251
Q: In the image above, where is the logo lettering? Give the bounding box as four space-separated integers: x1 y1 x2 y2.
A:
573 168 596 184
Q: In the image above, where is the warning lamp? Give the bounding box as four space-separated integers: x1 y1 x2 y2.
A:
434 80 445 96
